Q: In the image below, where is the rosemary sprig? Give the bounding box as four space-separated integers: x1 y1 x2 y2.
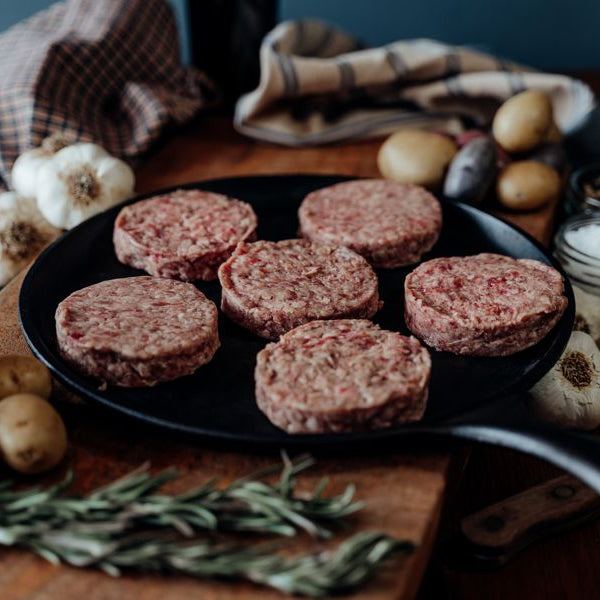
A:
0 456 415 596
0 455 360 540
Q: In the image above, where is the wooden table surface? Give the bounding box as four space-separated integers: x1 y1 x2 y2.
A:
0 117 569 599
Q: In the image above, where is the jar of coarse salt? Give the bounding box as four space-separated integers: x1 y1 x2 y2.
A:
555 216 600 296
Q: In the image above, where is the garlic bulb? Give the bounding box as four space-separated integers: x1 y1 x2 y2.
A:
11 134 74 198
0 193 61 286
573 285 600 346
36 143 135 229
528 331 600 430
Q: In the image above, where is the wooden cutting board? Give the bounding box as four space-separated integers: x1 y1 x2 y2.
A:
0 266 449 600
0 118 558 599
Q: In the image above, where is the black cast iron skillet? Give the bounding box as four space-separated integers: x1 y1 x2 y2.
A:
20 175 600 492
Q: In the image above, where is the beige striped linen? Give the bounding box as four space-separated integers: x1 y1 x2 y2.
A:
235 20 595 146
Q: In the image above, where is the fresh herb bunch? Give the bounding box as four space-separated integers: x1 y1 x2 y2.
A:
0 455 414 596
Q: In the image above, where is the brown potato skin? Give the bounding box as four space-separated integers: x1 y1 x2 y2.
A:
0 356 52 400
377 129 457 189
497 160 561 211
0 393 67 474
493 90 553 153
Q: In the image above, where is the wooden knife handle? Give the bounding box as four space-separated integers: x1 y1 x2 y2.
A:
461 474 600 551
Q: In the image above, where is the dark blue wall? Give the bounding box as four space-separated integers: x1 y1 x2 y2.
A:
280 0 600 70
3 1 600 70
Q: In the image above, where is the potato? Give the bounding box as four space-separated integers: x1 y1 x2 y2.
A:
493 90 553 153
0 355 52 400
377 129 457 189
0 393 67 474
444 137 496 204
497 160 561 211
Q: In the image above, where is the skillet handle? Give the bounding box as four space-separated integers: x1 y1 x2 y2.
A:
450 418 600 494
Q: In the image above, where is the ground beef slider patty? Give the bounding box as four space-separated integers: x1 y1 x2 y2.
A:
56 276 220 387
114 189 257 281
298 179 442 268
255 319 431 433
404 253 568 356
218 239 380 340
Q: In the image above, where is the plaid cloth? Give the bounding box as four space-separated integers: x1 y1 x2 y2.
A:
0 0 215 191
235 20 595 146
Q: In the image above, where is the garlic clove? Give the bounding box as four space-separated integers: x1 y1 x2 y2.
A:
573 285 600 346
95 155 136 204
55 142 110 166
0 192 61 286
11 134 76 198
528 331 600 430
12 148 50 199
35 143 135 229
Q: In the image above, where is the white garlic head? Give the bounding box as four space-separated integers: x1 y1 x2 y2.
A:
11 134 74 198
0 193 61 286
529 331 600 430
36 143 135 229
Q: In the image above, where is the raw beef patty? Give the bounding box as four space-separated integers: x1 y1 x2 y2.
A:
404 253 568 356
56 276 219 387
113 189 257 281
218 239 380 340
298 179 442 268
255 319 431 433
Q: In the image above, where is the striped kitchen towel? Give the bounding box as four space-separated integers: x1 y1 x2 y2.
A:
0 0 216 191
234 20 595 146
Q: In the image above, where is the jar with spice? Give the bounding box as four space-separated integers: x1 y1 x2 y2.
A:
565 163 600 215
555 215 600 296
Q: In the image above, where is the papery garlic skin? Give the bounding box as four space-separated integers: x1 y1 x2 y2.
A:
573 285 600 346
12 149 51 199
529 331 600 430
36 144 135 229
0 193 61 286
11 134 76 198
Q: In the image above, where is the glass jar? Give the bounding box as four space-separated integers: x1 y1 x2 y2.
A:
554 215 600 296
566 163 600 215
